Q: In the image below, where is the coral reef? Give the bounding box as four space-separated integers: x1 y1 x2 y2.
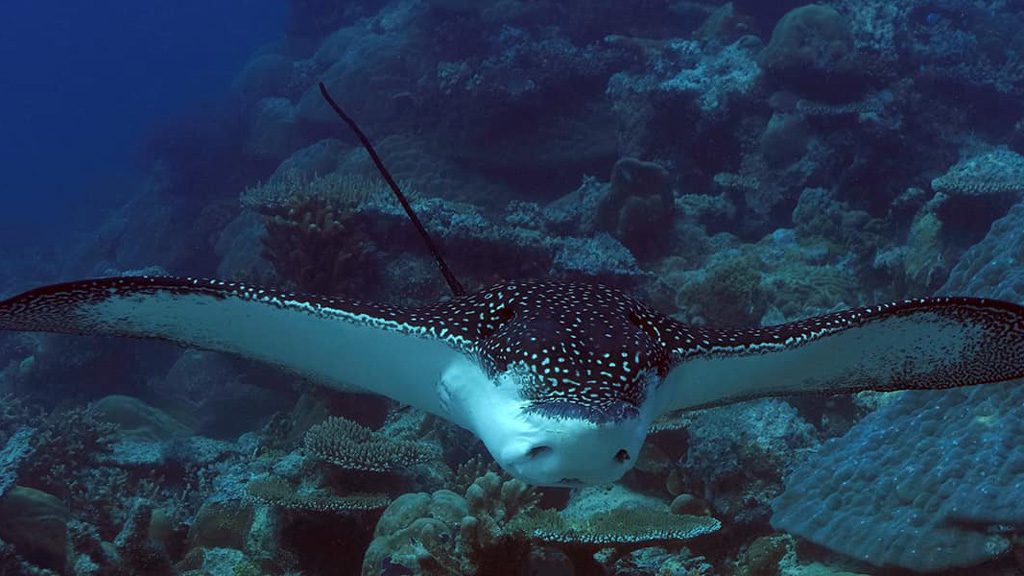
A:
241 165 388 214
759 5 866 100
260 197 378 297
11 0 1024 574
303 416 441 473
0 427 34 499
931 147 1024 197
771 198 1024 572
772 383 1023 571
246 474 391 512
19 405 118 504
594 157 675 260
606 35 763 160
365 470 722 575
662 399 819 525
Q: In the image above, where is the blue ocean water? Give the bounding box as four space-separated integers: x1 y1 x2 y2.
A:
0 0 285 248
1 1 1024 575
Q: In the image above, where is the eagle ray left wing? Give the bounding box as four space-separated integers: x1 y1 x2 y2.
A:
654 297 1024 413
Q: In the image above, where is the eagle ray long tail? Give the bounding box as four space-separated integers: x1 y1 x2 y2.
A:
317 82 465 297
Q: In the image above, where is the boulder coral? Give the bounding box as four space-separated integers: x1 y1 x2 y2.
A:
759 5 865 100
772 383 1024 571
0 486 70 572
771 204 1024 571
594 157 675 261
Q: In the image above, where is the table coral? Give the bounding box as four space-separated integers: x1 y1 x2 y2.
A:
246 474 391 512
931 147 1024 197
241 167 389 214
525 507 720 549
303 416 441 473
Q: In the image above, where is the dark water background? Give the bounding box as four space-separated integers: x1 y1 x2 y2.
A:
0 0 285 248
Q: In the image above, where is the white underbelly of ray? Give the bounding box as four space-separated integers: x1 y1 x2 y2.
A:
88 292 462 416
661 312 979 411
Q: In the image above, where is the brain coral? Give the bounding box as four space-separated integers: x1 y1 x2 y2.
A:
941 201 1024 302
771 384 1021 571
771 199 1024 572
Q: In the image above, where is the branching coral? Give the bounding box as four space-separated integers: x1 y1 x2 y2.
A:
260 197 377 296
464 471 539 525
713 143 831 222
451 455 498 495
0 394 40 441
363 471 541 576
900 204 947 293
241 170 388 214
605 32 761 163
18 406 118 502
303 416 441 473
0 427 34 500
365 469 721 575
111 499 174 575
243 164 401 297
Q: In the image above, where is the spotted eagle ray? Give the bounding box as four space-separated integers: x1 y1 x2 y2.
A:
2 86 1024 487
